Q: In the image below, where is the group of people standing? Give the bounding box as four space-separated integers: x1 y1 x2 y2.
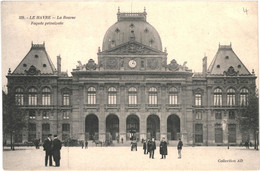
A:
43 134 62 167
143 137 183 159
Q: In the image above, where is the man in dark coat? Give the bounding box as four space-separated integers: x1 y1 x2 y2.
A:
143 140 147 154
52 135 62 167
85 141 88 149
148 137 156 159
177 138 183 159
43 134 53 167
160 137 168 159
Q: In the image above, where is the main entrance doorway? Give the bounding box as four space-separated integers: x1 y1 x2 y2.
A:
106 114 119 140
85 114 99 140
126 114 140 140
147 114 160 140
167 114 180 140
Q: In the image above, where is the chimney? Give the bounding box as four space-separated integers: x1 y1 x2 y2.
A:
57 55 61 75
202 56 207 77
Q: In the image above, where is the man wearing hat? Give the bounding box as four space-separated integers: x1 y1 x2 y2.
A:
52 135 62 167
43 134 53 167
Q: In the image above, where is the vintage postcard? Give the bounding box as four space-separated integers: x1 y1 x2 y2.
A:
1 1 259 170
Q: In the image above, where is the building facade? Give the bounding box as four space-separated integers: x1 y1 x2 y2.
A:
6 9 256 146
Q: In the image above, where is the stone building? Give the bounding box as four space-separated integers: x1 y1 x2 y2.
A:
6 9 256 146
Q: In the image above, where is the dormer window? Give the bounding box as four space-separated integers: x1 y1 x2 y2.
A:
23 64 27 67
35 55 38 58
144 28 149 33
238 65 241 68
217 65 220 68
225 56 229 59
43 64 46 67
130 23 134 28
115 28 120 33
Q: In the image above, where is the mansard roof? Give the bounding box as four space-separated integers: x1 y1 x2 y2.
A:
12 42 56 75
208 44 251 76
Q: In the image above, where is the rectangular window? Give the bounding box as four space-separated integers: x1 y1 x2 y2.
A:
42 94 50 105
215 112 222 120
108 94 116 105
149 94 157 105
62 124 70 132
169 94 178 105
28 94 37 105
227 94 235 106
215 124 223 143
63 111 70 119
229 111 235 119
195 124 203 143
87 93 96 104
42 111 49 120
129 94 137 105
195 94 202 106
228 124 236 143
63 93 70 106
15 94 24 105
195 112 202 120
42 124 50 132
214 94 222 106
29 110 36 119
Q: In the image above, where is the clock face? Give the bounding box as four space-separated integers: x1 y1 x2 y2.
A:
129 60 137 68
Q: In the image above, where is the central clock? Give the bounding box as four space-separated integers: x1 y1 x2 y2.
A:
128 60 137 68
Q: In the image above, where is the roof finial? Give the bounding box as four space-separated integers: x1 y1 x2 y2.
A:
43 41 45 47
230 42 232 47
164 47 167 53
144 7 146 12
252 69 255 75
219 42 220 48
31 41 33 46
8 68 11 74
98 47 101 53
118 6 120 13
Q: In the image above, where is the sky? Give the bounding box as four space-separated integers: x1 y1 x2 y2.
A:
1 1 258 90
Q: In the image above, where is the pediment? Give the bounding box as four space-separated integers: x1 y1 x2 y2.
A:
100 41 165 55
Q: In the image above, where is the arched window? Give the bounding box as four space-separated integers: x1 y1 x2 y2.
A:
108 87 117 105
87 87 96 105
42 87 51 105
213 88 222 106
128 87 137 105
15 87 24 105
240 88 249 106
169 87 178 105
28 87 37 106
148 87 157 105
227 88 236 106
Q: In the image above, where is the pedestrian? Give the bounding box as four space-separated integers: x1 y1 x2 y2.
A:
148 137 156 159
43 134 53 167
245 140 249 149
160 137 167 159
146 138 150 154
143 140 147 154
177 138 183 159
85 140 88 149
52 135 62 167
81 141 84 149
121 137 124 144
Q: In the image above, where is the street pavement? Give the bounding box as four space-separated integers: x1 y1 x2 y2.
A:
3 146 260 170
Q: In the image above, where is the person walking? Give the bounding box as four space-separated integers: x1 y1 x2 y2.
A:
177 138 183 159
43 134 53 167
160 137 167 159
52 135 62 167
85 140 88 149
143 140 147 154
148 137 156 159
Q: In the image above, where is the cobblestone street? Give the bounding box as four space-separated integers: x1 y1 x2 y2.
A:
3 146 260 170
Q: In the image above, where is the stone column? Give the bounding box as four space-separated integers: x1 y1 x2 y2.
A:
98 83 106 142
